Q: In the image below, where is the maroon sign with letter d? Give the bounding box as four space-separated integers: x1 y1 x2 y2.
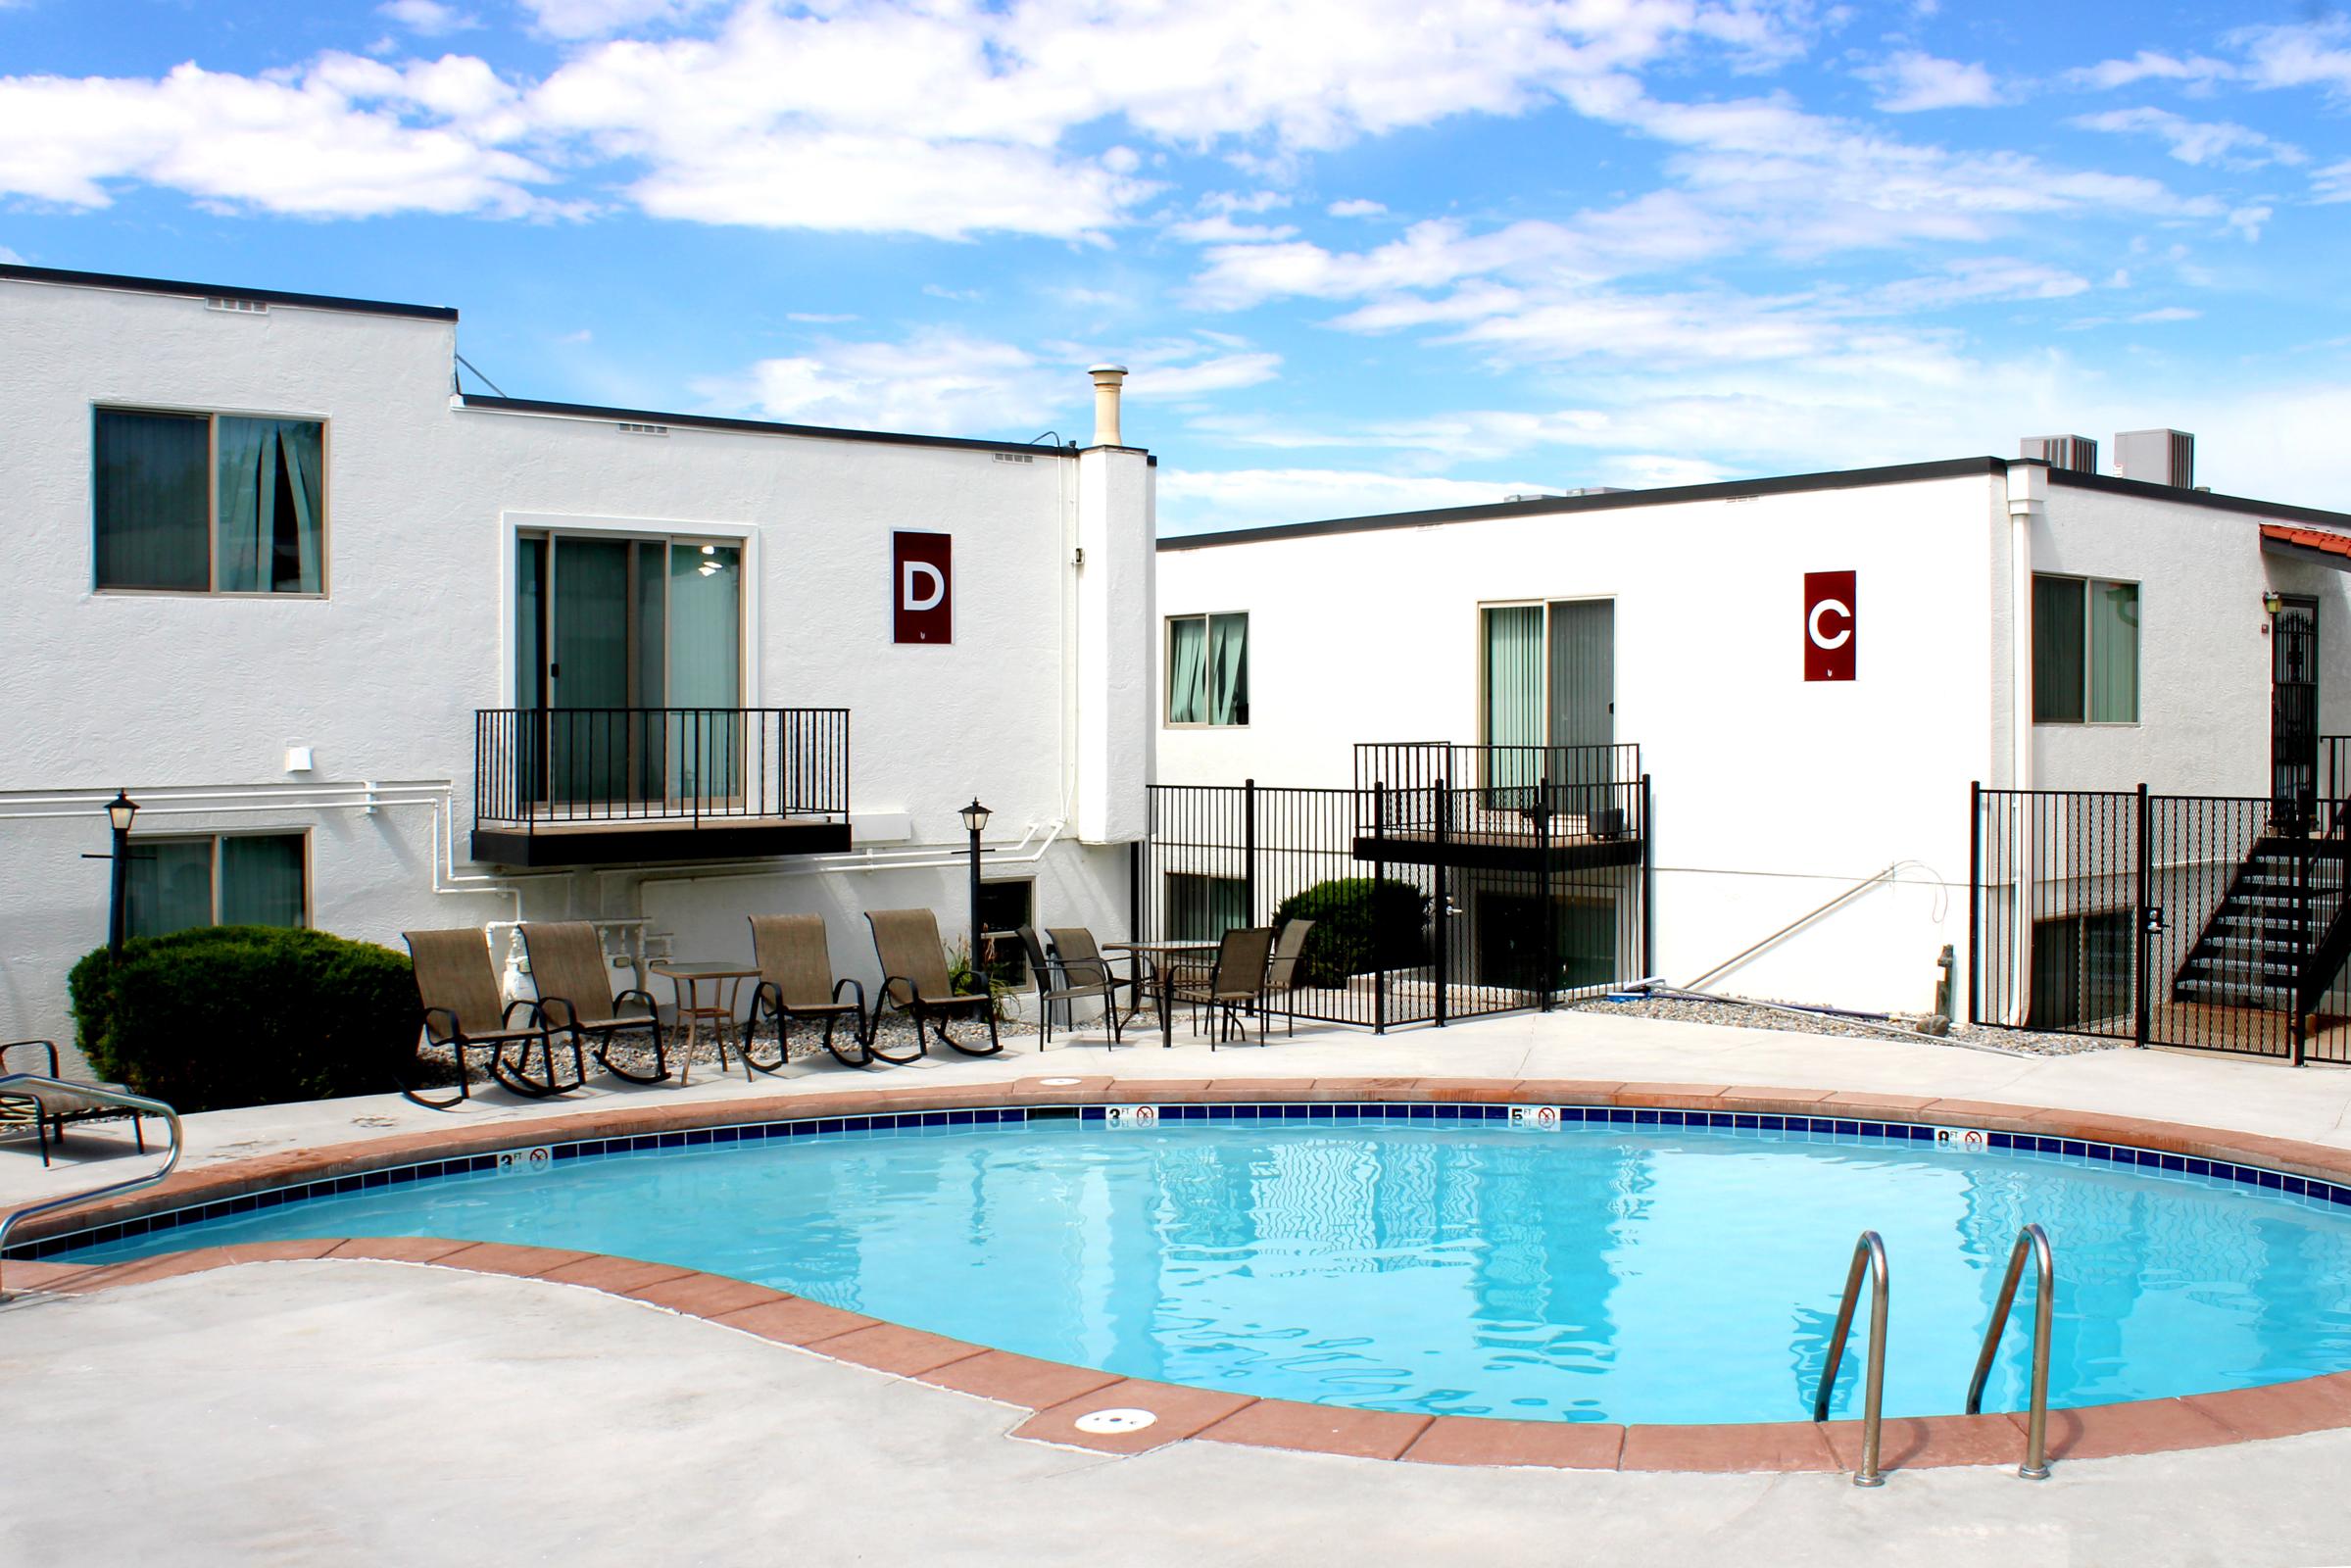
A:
893 531 953 645
1803 570 1855 681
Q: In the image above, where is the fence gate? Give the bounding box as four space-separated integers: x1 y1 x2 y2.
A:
1139 762 1650 1031
1970 783 2351 1063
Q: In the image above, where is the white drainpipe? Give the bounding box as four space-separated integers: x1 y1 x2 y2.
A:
2006 463 2047 1025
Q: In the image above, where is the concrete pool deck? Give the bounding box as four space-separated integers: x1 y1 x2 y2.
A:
10 1008 2351 1562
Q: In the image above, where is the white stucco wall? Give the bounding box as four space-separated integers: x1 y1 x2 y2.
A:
0 271 1152 1064
1154 465 2351 1017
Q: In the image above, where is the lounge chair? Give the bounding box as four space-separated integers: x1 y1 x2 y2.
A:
0 1040 149 1167
1039 925 1142 1049
402 928 578 1107
1169 926 1277 1049
745 913 872 1070
521 921 668 1084
864 908 1004 1058
1261 917 1317 1037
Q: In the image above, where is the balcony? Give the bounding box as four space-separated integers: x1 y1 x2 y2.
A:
472 708 851 867
1350 742 1646 873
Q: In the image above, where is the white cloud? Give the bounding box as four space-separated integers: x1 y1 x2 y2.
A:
2316 159 2351 204
1122 351 1282 398
2070 106 2302 169
2068 51 2234 92
785 311 858 322
1859 51 2003 113
377 0 476 35
1164 214 1300 244
2233 19 2351 97
706 330 1065 435
2132 306 2199 322
522 0 720 39
0 243 24 264
1327 198 1386 218
2227 204 2272 242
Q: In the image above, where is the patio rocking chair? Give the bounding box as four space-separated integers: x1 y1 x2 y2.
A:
402 928 580 1108
865 908 1003 1059
520 921 669 1084
1169 926 1278 1050
745 914 874 1070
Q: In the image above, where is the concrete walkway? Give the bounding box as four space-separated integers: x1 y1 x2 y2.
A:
8 1009 2351 1564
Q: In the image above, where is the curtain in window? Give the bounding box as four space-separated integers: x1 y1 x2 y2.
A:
124 840 217 940
94 411 209 590
2032 576 2086 724
1483 607 1543 799
220 836 305 927
2089 581 2139 723
216 418 323 593
1167 874 1249 939
1207 612 1249 725
1167 616 1207 723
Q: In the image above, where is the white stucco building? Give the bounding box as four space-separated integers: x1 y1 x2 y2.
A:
0 264 1156 1067
1154 445 2351 1032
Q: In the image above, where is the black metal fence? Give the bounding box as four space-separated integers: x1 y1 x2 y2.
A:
1971 782 2351 1063
475 707 851 828
1140 775 1651 1031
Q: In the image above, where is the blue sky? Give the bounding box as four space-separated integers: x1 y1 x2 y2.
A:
3 0 2347 532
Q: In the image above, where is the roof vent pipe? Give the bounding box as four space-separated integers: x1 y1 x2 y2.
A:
1088 364 1128 448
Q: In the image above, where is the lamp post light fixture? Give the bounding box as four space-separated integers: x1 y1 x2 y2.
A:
960 798 992 984
103 789 139 954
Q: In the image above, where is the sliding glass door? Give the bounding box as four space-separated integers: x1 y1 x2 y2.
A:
515 532 743 812
1482 598 1616 802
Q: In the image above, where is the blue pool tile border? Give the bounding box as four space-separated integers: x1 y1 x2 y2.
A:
23 1098 2351 1260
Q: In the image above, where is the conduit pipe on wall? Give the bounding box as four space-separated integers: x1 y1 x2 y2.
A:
628 819 1069 901
1678 861 1949 995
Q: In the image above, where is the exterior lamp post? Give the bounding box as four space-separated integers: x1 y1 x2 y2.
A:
960 799 992 982
103 789 139 954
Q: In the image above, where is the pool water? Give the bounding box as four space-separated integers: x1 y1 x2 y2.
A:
56 1117 2351 1425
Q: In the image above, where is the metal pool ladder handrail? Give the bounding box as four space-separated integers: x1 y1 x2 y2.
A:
1965 1222 2055 1481
1812 1228 1890 1488
0 1075 183 1298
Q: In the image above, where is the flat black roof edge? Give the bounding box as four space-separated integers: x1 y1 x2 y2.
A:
1157 457 2003 550
0 263 459 322
460 394 1096 458
2045 465 2351 530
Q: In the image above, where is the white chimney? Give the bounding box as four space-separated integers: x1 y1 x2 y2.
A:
1088 364 1128 448
2115 429 2194 488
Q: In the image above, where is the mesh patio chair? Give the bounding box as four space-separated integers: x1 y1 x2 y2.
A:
1261 917 1317 1037
0 1040 149 1167
1041 926 1143 1049
864 908 1003 1059
402 928 578 1107
1169 926 1277 1049
520 921 668 1084
1015 926 1123 1048
745 914 872 1070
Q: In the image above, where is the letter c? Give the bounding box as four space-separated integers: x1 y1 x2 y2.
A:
902 561 946 612
1809 598 1851 650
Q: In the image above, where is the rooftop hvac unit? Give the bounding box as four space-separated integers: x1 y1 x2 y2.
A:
2019 435 2098 473
2115 428 2195 488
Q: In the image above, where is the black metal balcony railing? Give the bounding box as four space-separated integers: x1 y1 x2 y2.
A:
475 708 850 830
1352 742 1645 842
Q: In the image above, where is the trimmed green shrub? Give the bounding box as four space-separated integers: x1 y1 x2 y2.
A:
1269 877 1429 988
68 926 418 1113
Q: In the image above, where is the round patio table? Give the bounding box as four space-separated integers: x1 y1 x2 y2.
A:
1102 940 1220 1049
649 960 760 1086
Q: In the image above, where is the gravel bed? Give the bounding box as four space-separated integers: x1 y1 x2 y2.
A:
1562 994 2122 1057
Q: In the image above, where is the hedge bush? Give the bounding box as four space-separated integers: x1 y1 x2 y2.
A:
69 926 418 1113
1269 877 1429 989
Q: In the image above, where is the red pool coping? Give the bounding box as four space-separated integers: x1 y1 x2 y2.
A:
13 1074 2351 1475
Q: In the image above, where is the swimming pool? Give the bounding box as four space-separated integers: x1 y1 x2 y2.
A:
45 1103 2351 1427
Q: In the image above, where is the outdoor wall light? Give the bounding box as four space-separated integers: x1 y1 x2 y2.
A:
2265 591 2284 616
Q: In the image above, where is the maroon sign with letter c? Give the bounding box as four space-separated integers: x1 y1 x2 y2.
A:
892 531 953 645
1803 570 1855 682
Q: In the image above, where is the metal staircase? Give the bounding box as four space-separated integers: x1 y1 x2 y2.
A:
2172 839 2329 1009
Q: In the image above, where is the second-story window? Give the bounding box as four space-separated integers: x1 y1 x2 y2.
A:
94 408 325 594
2033 573 2138 723
1167 612 1249 726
